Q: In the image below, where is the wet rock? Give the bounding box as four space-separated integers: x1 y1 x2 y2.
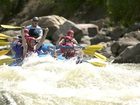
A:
0 91 17 105
113 43 140 63
90 35 111 45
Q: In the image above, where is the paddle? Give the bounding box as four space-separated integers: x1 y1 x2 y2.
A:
89 61 106 67
94 52 107 61
60 45 106 67
0 42 10 46
1 25 21 29
0 37 7 40
59 44 106 61
83 44 103 51
0 50 10 56
82 45 107 61
0 24 49 30
83 60 106 67
0 33 10 39
0 39 8 42
0 56 15 65
0 34 10 43
83 50 107 61
60 44 103 52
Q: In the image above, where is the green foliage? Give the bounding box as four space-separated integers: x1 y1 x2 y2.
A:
0 0 26 23
85 0 106 6
1 0 140 26
54 0 86 17
41 0 55 4
107 0 140 26
0 0 11 12
51 0 140 26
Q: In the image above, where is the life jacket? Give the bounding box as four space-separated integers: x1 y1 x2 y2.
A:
29 28 40 38
26 36 37 52
23 29 36 52
59 36 75 58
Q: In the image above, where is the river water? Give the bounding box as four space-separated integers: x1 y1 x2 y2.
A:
0 54 140 105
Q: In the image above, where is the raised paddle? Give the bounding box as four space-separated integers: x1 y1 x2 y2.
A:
0 37 7 40
83 60 106 67
1 24 48 30
83 44 103 51
0 55 15 65
0 42 10 46
0 50 10 56
1 25 21 29
89 61 106 67
0 33 11 39
59 45 107 66
59 44 106 61
82 45 107 61
83 50 107 61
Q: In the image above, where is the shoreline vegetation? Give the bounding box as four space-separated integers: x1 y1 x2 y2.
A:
0 0 140 26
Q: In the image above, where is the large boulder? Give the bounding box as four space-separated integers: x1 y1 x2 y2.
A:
76 24 99 37
113 43 140 63
107 26 125 40
53 20 83 43
80 35 91 46
90 35 111 45
111 31 140 56
123 31 140 41
22 15 67 29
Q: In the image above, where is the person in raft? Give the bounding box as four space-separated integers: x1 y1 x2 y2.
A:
26 16 43 42
21 26 49 57
58 29 78 45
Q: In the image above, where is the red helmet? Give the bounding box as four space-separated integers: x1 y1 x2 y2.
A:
24 29 29 33
67 30 74 37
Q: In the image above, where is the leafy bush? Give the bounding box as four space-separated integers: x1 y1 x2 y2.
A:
107 0 140 26
1 0 140 26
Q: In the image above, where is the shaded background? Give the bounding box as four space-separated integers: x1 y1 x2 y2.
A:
0 0 140 27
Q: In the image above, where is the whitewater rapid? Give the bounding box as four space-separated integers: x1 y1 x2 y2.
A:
0 54 140 105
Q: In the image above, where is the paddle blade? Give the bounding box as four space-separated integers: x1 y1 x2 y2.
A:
0 36 9 42
82 44 104 56
0 37 7 40
82 50 95 56
83 49 107 61
0 50 10 56
0 33 10 38
0 42 10 46
0 55 15 65
94 52 107 61
90 61 106 67
83 48 97 54
85 45 103 51
1 25 21 29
